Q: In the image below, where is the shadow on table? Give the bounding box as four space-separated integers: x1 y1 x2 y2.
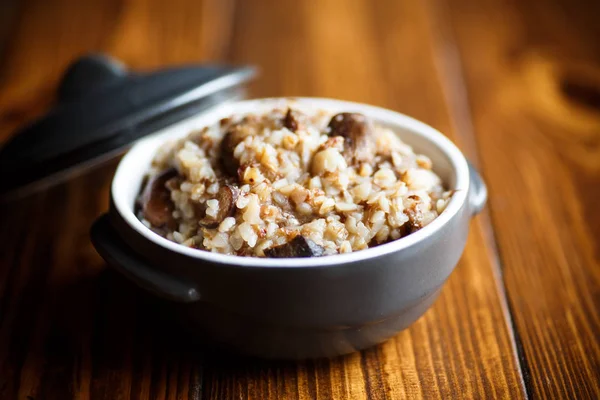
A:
43 267 347 395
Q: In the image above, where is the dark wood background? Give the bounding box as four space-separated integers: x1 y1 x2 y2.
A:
0 0 598 398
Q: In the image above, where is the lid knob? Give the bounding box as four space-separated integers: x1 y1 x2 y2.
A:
58 54 127 103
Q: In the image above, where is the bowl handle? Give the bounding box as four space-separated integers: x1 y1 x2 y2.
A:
467 161 488 216
91 214 200 303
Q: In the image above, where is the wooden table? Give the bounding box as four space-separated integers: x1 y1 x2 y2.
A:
0 0 598 398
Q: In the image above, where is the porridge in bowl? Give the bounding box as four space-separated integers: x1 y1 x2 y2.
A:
137 107 453 257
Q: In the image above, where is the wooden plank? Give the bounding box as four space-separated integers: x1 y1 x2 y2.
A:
0 0 527 399
443 0 600 397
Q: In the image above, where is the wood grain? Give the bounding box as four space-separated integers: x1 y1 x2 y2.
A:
443 0 600 397
228 1 525 399
0 0 595 398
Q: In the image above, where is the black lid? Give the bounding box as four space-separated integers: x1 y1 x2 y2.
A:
0 54 256 201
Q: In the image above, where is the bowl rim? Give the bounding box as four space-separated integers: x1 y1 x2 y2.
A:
111 97 470 268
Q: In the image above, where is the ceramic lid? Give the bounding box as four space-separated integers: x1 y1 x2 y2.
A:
0 54 256 201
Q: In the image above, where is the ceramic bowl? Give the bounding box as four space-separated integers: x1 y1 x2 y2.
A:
91 97 487 359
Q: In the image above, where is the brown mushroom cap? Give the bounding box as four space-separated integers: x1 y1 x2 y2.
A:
327 112 375 164
199 185 239 228
220 129 243 177
140 168 178 229
283 108 300 132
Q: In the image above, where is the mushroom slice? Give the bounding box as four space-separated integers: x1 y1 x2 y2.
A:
327 112 375 164
264 235 325 258
220 129 243 177
199 185 239 228
141 168 178 228
283 108 300 132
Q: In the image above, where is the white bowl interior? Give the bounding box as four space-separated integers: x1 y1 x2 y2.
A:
112 98 469 267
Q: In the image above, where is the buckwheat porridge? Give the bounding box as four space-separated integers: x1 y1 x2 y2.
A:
137 107 453 257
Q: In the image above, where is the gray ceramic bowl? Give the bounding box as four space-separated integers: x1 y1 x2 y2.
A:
91 98 487 359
